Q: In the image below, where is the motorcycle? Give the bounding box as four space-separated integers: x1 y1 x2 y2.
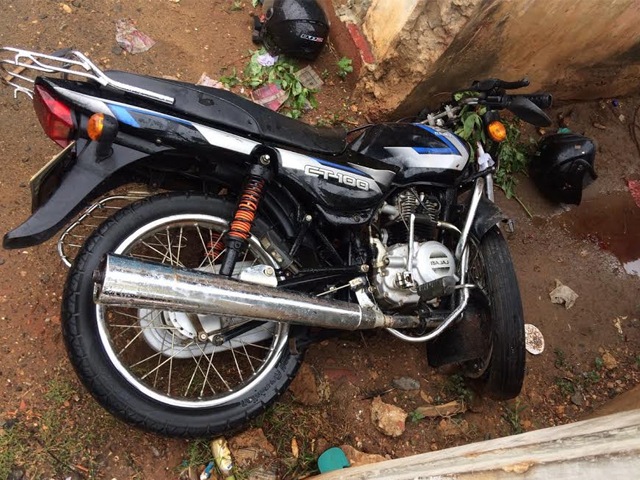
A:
1 47 552 437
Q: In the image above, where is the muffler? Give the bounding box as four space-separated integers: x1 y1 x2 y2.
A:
94 254 420 331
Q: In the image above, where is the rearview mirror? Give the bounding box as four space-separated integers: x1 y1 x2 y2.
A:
507 97 551 127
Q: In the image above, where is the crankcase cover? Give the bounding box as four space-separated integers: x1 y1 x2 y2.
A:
414 241 456 284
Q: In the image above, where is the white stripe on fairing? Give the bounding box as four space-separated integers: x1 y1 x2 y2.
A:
384 147 467 171
193 124 259 155
277 148 318 171
53 87 113 115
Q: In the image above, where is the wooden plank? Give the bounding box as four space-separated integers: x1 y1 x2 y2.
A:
314 409 640 479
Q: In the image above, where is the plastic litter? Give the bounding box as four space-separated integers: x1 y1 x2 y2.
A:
115 18 156 54
256 52 278 67
549 279 578 309
196 73 227 90
211 437 235 480
318 447 350 473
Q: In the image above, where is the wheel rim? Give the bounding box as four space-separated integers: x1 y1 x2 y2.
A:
95 214 289 409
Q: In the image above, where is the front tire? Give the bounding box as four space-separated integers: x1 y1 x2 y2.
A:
62 193 304 437
465 226 525 400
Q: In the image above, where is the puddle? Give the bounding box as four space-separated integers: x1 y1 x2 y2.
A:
555 192 640 277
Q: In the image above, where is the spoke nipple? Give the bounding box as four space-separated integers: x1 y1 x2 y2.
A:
198 332 209 342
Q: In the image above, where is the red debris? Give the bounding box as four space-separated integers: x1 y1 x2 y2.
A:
627 179 640 209
346 23 375 64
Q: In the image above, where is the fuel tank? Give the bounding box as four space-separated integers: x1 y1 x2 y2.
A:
348 123 470 185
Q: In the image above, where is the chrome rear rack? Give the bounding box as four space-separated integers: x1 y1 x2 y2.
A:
0 46 174 104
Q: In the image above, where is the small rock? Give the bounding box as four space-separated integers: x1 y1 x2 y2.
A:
570 392 584 406
340 445 385 467
60 3 73 14
370 396 406 437
392 376 420 391
592 122 607 130
150 446 161 458
602 351 618 370
7 467 25 480
555 405 565 416
0 258 5 265
288 363 321 405
229 428 275 469
72 0 82 7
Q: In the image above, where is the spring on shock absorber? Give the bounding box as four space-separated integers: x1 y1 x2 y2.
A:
218 173 268 276
227 176 266 242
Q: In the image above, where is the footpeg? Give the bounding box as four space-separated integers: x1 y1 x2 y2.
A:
417 276 456 301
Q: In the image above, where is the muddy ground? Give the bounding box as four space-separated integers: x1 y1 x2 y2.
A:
1 1 639 479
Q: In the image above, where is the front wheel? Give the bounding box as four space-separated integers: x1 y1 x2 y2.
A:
62 193 304 437
464 226 525 399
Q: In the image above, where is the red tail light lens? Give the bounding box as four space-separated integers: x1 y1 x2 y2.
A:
33 85 74 147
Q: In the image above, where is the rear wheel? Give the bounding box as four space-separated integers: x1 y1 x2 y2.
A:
464 226 525 399
62 193 304 437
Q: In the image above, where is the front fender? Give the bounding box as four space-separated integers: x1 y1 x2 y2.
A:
470 195 505 240
3 139 165 249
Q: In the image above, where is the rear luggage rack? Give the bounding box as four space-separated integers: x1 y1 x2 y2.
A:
0 47 174 104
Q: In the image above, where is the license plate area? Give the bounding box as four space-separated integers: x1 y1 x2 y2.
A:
29 141 76 212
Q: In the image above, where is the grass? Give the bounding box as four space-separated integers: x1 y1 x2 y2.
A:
502 400 526 435
445 374 473 404
0 376 121 479
253 401 321 478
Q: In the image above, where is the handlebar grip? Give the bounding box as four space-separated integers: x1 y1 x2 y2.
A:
496 78 530 89
520 93 553 109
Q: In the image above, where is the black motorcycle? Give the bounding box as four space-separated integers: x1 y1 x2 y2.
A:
1 48 551 437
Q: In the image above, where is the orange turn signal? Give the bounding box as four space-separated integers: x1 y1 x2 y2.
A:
87 113 105 141
487 120 507 142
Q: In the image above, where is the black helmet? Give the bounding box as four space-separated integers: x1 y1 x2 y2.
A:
260 0 329 60
530 133 597 205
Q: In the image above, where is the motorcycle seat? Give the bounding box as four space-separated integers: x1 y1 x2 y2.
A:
104 71 347 155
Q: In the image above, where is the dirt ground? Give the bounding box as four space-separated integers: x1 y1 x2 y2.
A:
1 1 639 479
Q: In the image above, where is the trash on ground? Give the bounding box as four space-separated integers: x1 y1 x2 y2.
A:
317 447 350 473
613 316 626 337
391 376 420 391
257 52 278 67
115 18 156 54
524 323 545 355
415 399 466 418
199 461 214 480
251 83 288 111
211 437 235 479
295 65 324 90
197 72 227 90
549 279 578 309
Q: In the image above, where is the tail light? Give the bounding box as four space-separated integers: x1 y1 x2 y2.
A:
33 84 74 147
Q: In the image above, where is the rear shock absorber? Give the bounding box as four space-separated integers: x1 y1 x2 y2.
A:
218 162 272 277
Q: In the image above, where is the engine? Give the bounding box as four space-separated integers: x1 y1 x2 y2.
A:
371 189 456 308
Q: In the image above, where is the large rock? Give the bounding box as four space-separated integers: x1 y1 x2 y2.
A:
341 445 386 467
370 396 407 437
288 363 322 405
229 428 276 469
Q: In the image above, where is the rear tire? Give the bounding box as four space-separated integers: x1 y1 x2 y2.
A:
62 193 304 437
465 226 525 400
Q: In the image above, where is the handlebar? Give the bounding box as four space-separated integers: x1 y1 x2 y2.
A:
518 93 553 109
471 77 530 92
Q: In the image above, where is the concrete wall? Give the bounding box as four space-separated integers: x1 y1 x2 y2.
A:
347 0 640 119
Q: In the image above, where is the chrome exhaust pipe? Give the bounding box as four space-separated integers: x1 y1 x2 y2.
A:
94 255 420 331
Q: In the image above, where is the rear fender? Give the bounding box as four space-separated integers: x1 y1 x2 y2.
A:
3 139 166 249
